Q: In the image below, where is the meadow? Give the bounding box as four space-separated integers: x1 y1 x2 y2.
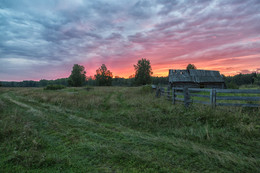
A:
0 86 259 172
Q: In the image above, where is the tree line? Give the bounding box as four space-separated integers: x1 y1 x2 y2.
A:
1 61 259 88
0 76 169 87
223 72 260 88
1 58 159 87
67 58 153 87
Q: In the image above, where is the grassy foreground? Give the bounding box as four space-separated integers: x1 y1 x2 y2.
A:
0 87 259 172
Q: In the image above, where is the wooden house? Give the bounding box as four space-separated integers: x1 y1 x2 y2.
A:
168 69 226 89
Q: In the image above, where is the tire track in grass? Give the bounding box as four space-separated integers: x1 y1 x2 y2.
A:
13 94 108 130
2 94 43 117
4 93 112 136
102 92 114 110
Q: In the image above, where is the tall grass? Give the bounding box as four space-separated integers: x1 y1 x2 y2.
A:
0 87 259 172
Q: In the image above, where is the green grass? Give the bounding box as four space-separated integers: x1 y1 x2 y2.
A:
0 87 259 172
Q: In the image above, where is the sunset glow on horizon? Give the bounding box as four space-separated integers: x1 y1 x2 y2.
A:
0 0 260 81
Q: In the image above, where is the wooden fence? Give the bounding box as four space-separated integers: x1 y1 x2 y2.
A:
156 87 260 108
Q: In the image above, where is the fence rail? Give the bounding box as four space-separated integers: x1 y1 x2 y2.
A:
156 87 260 108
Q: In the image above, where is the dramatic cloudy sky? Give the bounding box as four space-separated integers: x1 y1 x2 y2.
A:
0 0 260 81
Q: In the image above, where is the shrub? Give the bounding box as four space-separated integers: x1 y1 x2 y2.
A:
0 99 5 113
226 82 239 89
84 86 94 91
44 84 66 90
240 84 260 89
140 85 152 94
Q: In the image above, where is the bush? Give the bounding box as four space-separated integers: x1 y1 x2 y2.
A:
44 84 66 90
240 84 260 89
140 85 152 94
226 82 239 89
0 99 5 113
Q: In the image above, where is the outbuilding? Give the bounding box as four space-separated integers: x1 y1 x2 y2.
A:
168 69 226 89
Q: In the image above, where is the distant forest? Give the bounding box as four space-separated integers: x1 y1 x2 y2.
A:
1 72 259 88
0 76 165 87
1 76 167 87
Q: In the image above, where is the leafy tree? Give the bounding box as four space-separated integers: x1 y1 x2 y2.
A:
21 80 37 87
112 76 128 86
223 72 259 86
134 58 153 85
186 64 197 70
95 64 113 86
39 79 49 87
68 64 86 87
151 76 168 85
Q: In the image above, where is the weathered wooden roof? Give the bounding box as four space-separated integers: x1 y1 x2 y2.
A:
169 69 224 83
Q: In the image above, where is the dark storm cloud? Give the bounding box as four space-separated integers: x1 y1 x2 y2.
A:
0 0 260 80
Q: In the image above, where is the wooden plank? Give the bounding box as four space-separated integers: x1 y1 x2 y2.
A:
216 96 260 101
175 92 183 96
188 88 211 92
190 94 210 98
216 103 260 107
164 91 171 93
183 87 190 108
216 89 260 94
172 89 175 104
175 97 184 101
193 100 211 105
172 87 184 90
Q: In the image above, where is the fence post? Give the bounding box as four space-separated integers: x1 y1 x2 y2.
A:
156 87 160 98
210 89 213 107
210 89 216 108
183 87 190 108
161 88 165 96
213 88 216 108
167 86 171 100
172 87 175 104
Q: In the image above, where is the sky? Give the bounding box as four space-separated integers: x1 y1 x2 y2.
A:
0 0 260 81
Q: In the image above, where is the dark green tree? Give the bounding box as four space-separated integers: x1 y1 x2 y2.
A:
95 64 113 86
186 64 197 70
68 64 86 87
39 79 49 87
134 58 153 85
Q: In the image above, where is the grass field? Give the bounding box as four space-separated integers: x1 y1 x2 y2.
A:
0 87 259 172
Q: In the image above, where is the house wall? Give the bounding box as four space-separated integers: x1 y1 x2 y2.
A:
170 82 199 88
170 82 226 89
204 83 226 89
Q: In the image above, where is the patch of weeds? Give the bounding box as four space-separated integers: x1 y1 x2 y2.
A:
140 85 153 94
44 85 66 90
